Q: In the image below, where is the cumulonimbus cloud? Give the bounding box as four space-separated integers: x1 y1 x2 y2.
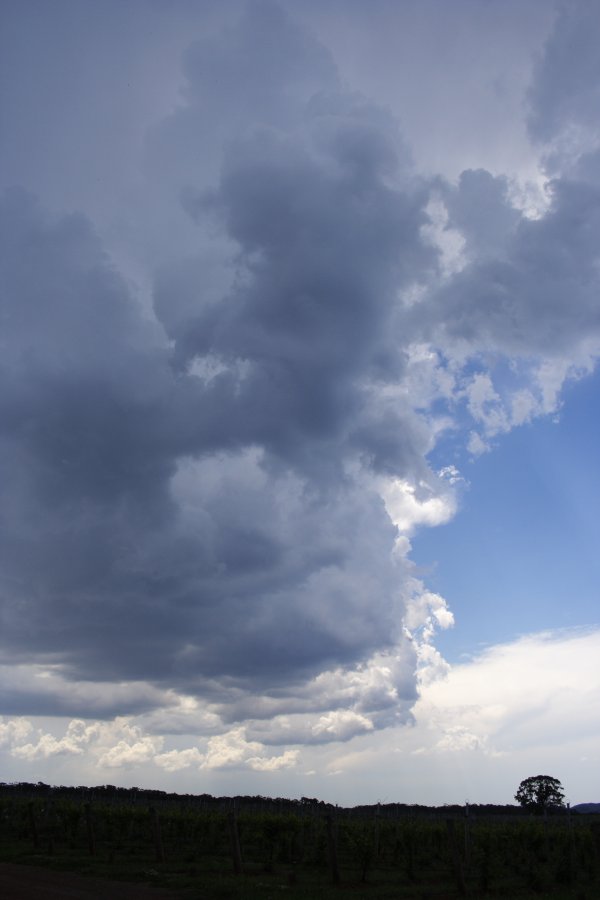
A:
0 0 599 757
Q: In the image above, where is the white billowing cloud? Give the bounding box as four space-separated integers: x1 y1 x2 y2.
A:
312 710 374 741
224 642 421 746
154 747 204 773
1 713 300 777
99 736 163 769
189 727 300 773
413 628 600 764
8 718 164 769
467 431 489 457
293 627 600 804
247 750 299 771
201 728 263 770
413 642 452 688
381 477 457 535
432 726 495 755
0 717 33 747
459 352 599 452
405 592 455 644
465 372 509 435
12 720 101 761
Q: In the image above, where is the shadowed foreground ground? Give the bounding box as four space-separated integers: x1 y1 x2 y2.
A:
0 863 185 899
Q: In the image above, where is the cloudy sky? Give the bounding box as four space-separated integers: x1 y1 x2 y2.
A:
1 0 599 806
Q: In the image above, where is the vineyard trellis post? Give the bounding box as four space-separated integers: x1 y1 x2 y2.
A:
464 802 471 870
27 801 39 850
150 806 165 863
85 803 96 857
446 818 467 897
228 805 243 875
325 813 341 884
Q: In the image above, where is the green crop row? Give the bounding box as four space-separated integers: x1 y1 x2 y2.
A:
1 796 598 898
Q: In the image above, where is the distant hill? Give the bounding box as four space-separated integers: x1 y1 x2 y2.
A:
572 803 600 814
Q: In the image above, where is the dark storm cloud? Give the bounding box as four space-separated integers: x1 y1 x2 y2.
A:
441 169 520 261
0 667 174 719
527 0 600 145
153 0 437 485
414 172 600 359
159 125 433 470
0 190 189 678
0 3 440 722
144 0 340 215
385 8 600 458
413 0 600 368
182 0 337 117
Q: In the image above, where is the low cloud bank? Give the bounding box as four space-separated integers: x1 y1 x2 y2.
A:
1 627 598 806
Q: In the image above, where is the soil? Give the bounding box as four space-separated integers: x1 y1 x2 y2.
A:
0 863 186 899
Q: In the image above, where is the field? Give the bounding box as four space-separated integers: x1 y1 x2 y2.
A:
1 785 599 898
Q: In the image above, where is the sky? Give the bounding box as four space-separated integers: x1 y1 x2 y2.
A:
0 0 599 807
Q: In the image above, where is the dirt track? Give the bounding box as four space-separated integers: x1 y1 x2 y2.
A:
0 863 186 899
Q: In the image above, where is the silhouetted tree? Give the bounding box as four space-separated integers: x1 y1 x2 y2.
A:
515 775 565 812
